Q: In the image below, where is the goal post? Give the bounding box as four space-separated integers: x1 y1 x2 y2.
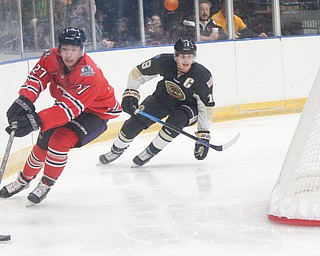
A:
268 66 320 226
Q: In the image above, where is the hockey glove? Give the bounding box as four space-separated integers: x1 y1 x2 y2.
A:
7 95 35 122
194 131 211 160
121 89 140 115
6 112 42 137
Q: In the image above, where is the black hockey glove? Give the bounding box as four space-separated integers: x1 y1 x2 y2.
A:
7 95 35 122
121 89 140 115
194 131 211 160
6 112 42 138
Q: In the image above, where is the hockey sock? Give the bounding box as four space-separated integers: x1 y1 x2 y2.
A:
43 127 78 180
22 144 47 180
147 128 177 154
113 131 134 150
44 147 68 180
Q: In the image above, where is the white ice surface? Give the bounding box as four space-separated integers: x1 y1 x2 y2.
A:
1 113 320 256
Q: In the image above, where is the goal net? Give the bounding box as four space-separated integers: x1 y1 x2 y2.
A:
268 67 320 226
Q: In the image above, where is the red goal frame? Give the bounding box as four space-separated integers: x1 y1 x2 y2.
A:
268 214 320 226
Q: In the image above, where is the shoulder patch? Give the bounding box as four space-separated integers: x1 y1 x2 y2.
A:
207 76 214 88
42 49 51 58
81 65 95 77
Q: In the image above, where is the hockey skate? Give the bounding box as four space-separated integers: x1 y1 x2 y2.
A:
27 175 55 205
0 171 30 198
132 147 156 167
99 145 127 165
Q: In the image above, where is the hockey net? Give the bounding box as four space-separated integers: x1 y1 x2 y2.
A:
268 67 320 226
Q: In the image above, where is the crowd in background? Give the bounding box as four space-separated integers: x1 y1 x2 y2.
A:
0 0 320 61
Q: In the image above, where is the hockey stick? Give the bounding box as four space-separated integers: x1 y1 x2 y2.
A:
0 122 18 186
135 109 240 151
0 234 11 241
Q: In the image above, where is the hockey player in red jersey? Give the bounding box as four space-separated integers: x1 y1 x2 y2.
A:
0 27 122 204
99 37 215 167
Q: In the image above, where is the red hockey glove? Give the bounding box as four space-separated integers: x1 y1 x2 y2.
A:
194 131 211 160
121 89 140 115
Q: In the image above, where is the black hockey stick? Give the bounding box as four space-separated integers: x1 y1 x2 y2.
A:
0 234 11 241
0 122 18 186
135 109 240 151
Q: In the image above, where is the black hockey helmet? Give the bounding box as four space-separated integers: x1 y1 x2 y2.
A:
174 37 197 56
59 27 86 47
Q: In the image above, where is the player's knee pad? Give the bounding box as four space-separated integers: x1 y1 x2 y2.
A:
167 105 197 127
47 127 79 152
177 105 198 126
37 129 55 150
64 112 107 147
161 106 197 139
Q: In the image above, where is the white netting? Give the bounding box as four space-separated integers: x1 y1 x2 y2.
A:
269 66 320 221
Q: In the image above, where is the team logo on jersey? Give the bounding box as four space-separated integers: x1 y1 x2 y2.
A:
42 49 51 58
81 65 95 76
165 80 186 101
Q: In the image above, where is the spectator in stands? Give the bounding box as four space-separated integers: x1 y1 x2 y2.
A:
112 17 139 48
70 1 114 49
54 0 73 34
150 14 162 30
145 14 170 45
23 0 51 49
180 0 226 41
198 0 225 41
211 0 267 39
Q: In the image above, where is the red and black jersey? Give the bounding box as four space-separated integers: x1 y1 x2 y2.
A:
19 48 122 131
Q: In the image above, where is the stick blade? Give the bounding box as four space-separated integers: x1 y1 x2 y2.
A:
221 132 240 151
0 235 11 241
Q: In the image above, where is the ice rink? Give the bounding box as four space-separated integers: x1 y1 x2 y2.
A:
1 113 320 256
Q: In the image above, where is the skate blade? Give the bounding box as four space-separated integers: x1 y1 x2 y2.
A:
26 200 37 208
96 161 106 167
131 162 141 168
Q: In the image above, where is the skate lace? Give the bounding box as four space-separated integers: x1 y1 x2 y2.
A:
105 149 122 161
111 146 125 155
32 183 50 197
6 180 26 193
138 148 154 161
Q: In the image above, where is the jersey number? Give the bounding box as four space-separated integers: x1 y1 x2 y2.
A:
32 64 47 78
141 60 151 69
75 84 90 95
208 94 214 103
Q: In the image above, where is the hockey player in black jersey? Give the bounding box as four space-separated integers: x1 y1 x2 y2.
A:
99 37 215 166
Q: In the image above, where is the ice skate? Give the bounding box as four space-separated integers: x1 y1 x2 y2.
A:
0 171 30 198
99 145 127 165
132 147 156 167
27 175 55 205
